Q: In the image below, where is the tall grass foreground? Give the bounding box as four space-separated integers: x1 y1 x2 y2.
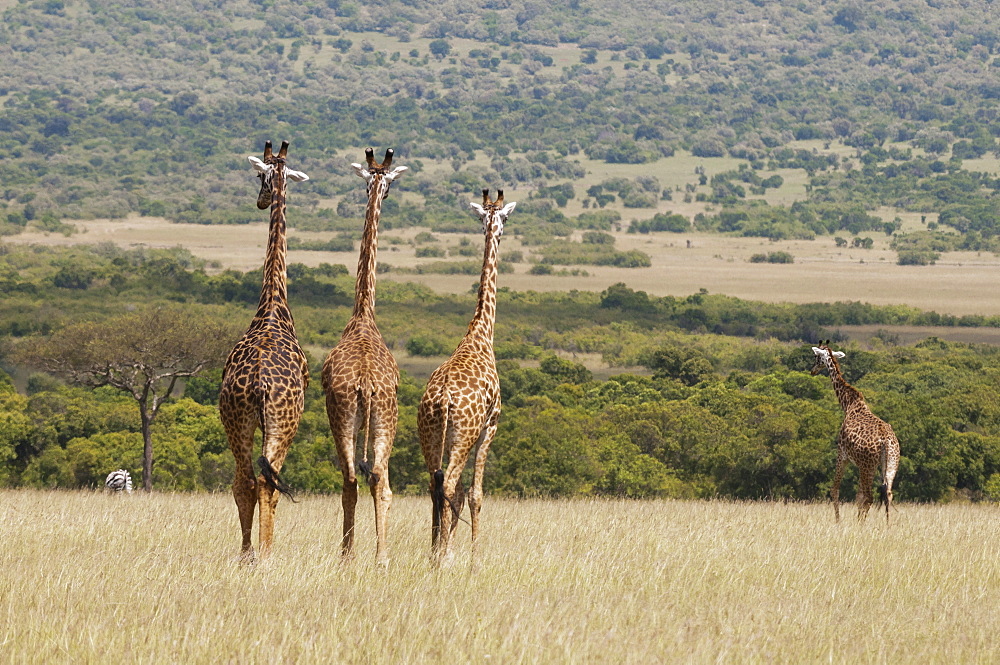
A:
1 490 997 663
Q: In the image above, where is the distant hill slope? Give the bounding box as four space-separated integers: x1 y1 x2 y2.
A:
0 0 998 231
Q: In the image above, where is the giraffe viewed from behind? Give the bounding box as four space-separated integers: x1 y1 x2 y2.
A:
219 140 310 560
322 148 407 566
811 341 900 524
418 189 516 564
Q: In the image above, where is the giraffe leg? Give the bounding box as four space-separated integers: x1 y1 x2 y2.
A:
419 404 446 558
258 432 296 554
369 396 396 567
883 440 899 525
224 415 258 560
856 464 875 522
329 395 359 560
438 450 472 563
468 408 500 557
231 446 257 560
337 429 358 561
831 449 847 523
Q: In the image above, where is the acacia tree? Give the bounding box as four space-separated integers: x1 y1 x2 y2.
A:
19 307 237 492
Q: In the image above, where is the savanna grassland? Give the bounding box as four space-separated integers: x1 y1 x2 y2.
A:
2 490 998 664
5 1 1000 661
13 213 1000 316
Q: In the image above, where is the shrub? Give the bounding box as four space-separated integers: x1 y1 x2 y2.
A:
406 335 449 356
897 250 939 265
749 252 794 264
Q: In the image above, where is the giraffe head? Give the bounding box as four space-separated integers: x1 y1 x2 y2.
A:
470 189 517 238
248 140 310 210
351 148 408 201
810 340 845 376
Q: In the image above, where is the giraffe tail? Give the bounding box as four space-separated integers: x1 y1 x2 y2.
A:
432 469 445 533
258 455 298 503
876 481 889 509
357 385 379 487
256 373 297 503
876 444 889 510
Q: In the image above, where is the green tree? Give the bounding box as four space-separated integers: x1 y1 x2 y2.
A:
18 307 237 492
429 39 451 58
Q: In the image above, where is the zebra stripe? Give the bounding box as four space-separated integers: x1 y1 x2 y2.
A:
105 469 133 493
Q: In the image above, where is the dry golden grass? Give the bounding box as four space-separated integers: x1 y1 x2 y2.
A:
13 215 1000 316
15 217 1000 316
2 490 997 663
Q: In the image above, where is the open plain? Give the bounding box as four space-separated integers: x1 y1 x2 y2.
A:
2 490 997 664
11 216 1000 317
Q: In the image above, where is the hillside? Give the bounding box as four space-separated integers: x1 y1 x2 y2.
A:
0 0 999 253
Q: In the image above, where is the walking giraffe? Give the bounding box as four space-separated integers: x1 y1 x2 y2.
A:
219 140 310 559
811 341 900 524
322 148 407 565
418 189 516 563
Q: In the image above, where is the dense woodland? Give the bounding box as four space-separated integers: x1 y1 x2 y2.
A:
2 0 1000 500
1 244 999 502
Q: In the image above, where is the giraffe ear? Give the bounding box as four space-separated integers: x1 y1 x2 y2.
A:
386 165 409 182
470 202 486 216
811 346 823 355
351 163 370 180
500 201 517 216
833 351 846 359
248 156 269 173
285 168 309 182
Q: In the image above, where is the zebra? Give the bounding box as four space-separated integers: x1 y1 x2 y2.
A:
105 469 133 493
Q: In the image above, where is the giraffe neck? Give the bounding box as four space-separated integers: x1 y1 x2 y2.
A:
466 230 500 345
352 181 385 320
828 361 865 414
254 166 292 326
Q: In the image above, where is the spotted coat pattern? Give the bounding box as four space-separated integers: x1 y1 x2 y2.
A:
812 343 900 523
418 190 516 562
321 148 405 565
219 141 309 558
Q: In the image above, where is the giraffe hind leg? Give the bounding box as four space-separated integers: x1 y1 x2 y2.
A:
257 432 297 554
469 409 500 556
831 452 847 523
856 464 875 522
880 440 899 525
232 450 257 560
224 417 257 560
337 419 360 560
364 397 396 566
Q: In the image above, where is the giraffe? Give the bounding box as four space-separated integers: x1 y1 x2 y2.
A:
811 341 900 524
322 148 407 566
219 140 311 559
418 189 516 563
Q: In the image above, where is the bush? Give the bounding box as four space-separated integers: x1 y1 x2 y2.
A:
406 335 449 356
630 213 690 234
415 246 446 258
749 252 794 264
897 250 939 265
